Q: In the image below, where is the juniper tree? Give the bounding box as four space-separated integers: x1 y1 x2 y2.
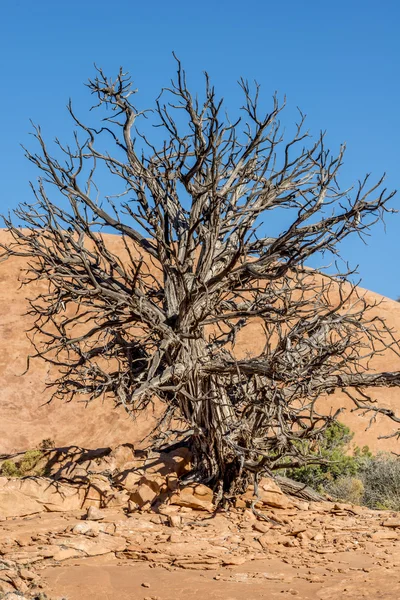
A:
2 59 400 502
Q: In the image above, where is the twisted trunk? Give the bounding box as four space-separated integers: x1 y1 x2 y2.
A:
172 336 249 497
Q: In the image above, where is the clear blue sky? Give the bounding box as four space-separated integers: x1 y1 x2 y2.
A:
1 0 399 298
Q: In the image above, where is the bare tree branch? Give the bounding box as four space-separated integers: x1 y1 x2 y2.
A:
1 58 399 499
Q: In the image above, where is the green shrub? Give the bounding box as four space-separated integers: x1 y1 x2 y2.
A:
281 422 371 493
0 449 44 478
1 459 20 477
281 422 400 510
19 449 43 474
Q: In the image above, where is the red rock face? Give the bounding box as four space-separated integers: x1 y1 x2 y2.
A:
0 230 160 453
0 229 399 454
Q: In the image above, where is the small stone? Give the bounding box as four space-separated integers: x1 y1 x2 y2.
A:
235 498 247 508
382 519 400 528
292 501 309 511
150 514 164 524
168 514 182 528
19 568 36 581
15 533 32 547
258 534 270 550
142 582 151 588
243 509 256 521
85 506 105 521
72 521 101 535
252 521 271 534
222 556 246 566
127 499 139 513
289 525 306 536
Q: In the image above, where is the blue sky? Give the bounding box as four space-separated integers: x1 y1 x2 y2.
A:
1 0 399 298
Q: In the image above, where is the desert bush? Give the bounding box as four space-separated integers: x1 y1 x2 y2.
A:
39 438 55 451
325 476 365 504
1 459 20 477
0 449 44 478
283 422 400 509
19 449 44 474
360 453 400 510
282 422 371 493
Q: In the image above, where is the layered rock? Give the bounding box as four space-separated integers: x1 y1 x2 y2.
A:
0 489 399 598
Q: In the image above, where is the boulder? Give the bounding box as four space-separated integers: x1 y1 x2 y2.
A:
129 475 165 508
243 478 291 510
82 474 129 509
110 444 136 469
122 471 142 490
0 490 42 518
82 474 112 508
0 478 85 517
169 483 214 512
102 489 130 509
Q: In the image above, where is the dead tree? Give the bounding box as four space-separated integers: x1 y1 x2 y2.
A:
2 60 400 501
